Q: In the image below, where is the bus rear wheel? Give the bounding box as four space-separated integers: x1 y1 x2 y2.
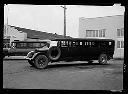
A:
98 54 107 64
34 55 49 69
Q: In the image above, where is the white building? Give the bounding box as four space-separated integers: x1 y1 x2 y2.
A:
79 15 124 58
4 25 27 47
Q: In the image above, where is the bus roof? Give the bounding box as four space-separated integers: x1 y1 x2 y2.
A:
12 38 114 43
52 38 115 42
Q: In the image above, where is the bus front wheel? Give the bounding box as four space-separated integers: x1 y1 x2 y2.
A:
34 55 49 69
98 54 108 64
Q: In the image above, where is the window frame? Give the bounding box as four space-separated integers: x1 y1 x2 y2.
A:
117 28 124 37
117 40 124 49
86 29 106 38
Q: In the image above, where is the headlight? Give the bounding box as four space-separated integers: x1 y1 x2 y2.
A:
27 51 35 58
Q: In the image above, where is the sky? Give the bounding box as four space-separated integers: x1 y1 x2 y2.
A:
4 4 125 38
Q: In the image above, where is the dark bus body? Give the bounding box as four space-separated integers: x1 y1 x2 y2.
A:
26 38 115 69
52 38 115 61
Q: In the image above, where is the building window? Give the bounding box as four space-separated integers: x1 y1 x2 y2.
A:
93 31 95 37
121 41 124 48
86 30 90 37
117 28 124 37
86 29 106 37
117 40 124 48
96 30 98 37
117 41 120 48
102 29 105 37
99 30 102 37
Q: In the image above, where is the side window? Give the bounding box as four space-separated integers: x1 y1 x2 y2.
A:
85 42 86 46
69 41 72 47
61 41 68 47
80 42 82 45
72 41 79 47
109 42 112 45
76 41 79 46
72 41 75 46
61 41 64 46
65 41 68 46
86 42 88 45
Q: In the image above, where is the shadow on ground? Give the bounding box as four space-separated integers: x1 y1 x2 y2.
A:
47 63 110 69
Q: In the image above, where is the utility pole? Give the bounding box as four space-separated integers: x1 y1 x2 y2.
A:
61 5 67 38
4 4 9 37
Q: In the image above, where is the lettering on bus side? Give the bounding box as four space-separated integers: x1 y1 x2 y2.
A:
84 41 96 47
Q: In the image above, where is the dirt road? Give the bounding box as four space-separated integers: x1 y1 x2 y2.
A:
3 59 123 90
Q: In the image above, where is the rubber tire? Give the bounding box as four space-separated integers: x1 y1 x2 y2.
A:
28 60 35 67
34 55 49 69
48 46 61 61
98 54 107 64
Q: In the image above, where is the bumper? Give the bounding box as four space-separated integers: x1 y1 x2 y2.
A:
25 57 33 60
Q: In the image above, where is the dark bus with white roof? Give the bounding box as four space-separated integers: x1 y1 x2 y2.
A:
26 38 115 69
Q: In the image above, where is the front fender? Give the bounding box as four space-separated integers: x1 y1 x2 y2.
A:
32 51 49 60
31 52 41 60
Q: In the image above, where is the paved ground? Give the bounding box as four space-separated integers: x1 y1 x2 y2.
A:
3 58 123 90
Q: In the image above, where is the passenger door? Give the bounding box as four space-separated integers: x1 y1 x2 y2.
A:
59 41 69 58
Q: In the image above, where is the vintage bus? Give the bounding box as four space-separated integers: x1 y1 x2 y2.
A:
26 38 115 69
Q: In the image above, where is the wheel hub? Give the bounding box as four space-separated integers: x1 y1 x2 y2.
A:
39 59 46 65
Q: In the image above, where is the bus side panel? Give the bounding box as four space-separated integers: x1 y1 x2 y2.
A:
82 41 101 60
